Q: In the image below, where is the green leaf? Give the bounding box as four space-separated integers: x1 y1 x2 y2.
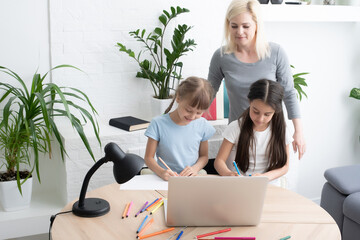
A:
154 27 162 36
350 88 360 100
159 15 167 26
163 10 170 18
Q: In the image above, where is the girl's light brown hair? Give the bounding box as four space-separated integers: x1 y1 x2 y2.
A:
165 77 214 114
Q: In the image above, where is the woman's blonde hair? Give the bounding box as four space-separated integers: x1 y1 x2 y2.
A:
165 77 214 114
223 0 270 60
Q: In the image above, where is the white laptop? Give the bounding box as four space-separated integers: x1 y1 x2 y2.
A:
165 176 268 226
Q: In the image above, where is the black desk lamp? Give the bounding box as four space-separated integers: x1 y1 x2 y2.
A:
72 142 144 217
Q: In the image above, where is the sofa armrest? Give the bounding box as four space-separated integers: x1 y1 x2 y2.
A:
324 165 360 195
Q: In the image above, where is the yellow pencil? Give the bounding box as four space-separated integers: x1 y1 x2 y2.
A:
146 198 162 211
150 200 164 215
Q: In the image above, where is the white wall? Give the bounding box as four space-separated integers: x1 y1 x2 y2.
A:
1 0 359 202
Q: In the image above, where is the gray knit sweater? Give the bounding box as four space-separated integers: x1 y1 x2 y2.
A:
208 42 300 123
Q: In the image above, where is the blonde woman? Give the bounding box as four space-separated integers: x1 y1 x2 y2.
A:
208 0 306 159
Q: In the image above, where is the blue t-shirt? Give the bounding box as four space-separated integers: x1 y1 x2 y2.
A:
145 114 216 173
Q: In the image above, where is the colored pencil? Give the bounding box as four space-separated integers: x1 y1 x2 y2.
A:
122 202 130 219
279 236 291 240
158 157 177 175
165 227 187 240
137 227 175 239
196 228 232 239
137 218 154 237
146 198 162 211
233 161 241 175
150 200 164 215
199 237 255 240
126 201 133 217
176 230 184 240
140 202 150 213
135 201 148 217
144 198 159 211
136 215 148 233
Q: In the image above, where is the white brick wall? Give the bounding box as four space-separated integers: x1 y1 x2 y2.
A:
49 0 231 120
46 0 360 202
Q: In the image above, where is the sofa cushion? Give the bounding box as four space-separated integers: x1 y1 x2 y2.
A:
324 165 360 195
343 192 360 225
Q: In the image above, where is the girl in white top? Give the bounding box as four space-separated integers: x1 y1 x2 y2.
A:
214 79 291 183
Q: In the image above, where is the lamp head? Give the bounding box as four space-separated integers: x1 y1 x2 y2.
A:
104 142 144 183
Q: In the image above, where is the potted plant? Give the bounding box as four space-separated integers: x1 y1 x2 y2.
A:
291 65 309 101
0 65 100 211
116 6 196 116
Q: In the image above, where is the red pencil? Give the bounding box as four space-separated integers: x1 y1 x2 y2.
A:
196 228 232 239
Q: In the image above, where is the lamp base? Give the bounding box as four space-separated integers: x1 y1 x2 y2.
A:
72 198 110 217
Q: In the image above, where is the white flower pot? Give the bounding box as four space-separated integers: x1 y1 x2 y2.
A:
150 97 176 117
0 177 32 211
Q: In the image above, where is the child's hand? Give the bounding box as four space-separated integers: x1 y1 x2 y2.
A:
160 169 178 181
228 171 239 177
179 166 197 176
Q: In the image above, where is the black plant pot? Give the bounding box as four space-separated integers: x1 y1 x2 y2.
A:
271 0 283 3
258 0 269 3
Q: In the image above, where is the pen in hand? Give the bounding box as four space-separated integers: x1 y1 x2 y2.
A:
233 161 241 176
158 157 178 176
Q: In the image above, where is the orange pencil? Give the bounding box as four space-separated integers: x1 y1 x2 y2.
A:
122 202 130 219
146 198 162 211
137 227 175 239
158 157 178 176
137 218 154 237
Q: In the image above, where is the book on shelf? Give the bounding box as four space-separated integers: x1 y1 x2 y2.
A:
223 81 229 119
109 116 150 132
202 97 217 120
203 80 228 121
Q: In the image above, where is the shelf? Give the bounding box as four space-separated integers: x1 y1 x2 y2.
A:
261 5 360 22
0 191 65 239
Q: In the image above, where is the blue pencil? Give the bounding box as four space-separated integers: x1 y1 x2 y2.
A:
233 161 241 175
136 215 148 233
176 230 184 240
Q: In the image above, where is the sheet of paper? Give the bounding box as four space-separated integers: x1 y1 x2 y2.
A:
119 174 168 190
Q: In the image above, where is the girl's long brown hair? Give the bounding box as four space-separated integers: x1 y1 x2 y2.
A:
234 79 287 173
165 76 214 114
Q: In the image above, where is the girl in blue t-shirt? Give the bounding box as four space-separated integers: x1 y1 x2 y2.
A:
144 77 216 181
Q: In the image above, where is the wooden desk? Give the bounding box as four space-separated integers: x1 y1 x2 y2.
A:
52 183 341 240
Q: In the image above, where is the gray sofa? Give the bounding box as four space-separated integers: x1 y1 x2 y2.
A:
320 165 360 240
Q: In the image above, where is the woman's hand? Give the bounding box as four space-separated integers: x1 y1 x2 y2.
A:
292 130 306 160
292 118 306 160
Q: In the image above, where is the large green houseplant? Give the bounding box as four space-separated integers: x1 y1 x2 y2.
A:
116 6 196 99
0 65 100 195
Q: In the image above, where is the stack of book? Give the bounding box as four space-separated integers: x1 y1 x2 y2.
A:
202 80 229 120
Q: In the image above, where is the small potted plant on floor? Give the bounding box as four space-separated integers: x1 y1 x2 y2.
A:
0 65 101 211
116 6 196 116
